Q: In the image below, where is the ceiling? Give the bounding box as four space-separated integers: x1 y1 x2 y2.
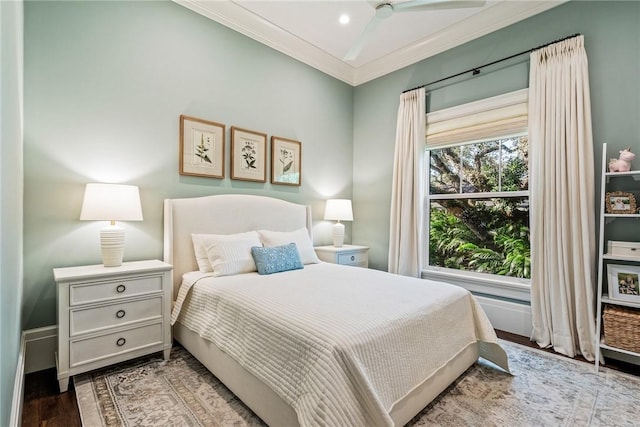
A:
175 0 566 86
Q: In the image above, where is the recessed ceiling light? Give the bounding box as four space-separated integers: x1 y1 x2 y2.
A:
339 14 350 25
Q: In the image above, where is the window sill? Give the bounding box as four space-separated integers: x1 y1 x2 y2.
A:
421 267 531 303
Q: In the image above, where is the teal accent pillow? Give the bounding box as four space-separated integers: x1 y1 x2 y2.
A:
251 243 304 275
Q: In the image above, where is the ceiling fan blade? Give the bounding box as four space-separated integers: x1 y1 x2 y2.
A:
344 14 383 61
393 0 486 12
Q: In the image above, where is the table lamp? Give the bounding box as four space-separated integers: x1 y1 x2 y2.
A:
80 183 143 267
324 199 353 247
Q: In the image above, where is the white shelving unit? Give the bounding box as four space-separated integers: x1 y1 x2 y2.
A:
594 143 640 371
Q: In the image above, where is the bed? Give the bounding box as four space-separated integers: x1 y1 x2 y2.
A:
163 194 508 427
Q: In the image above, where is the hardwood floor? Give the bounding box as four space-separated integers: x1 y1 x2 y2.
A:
22 333 639 426
496 330 640 376
22 368 81 427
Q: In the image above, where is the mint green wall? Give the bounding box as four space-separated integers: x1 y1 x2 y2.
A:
1 0 24 423
353 1 640 270
22 0 640 334
23 1 354 329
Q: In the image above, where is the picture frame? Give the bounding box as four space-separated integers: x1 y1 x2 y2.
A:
231 126 267 182
271 136 301 186
605 191 636 214
607 264 640 303
179 115 225 178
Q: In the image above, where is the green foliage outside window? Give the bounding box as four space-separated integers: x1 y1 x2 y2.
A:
428 136 531 279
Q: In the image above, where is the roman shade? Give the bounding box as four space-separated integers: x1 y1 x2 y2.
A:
425 88 528 148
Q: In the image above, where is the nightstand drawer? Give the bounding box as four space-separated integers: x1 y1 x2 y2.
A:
70 275 163 306
315 245 369 268
70 296 163 336
70 322 163 368
337 251 367 266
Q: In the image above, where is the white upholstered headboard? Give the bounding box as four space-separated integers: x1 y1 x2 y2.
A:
163 194 312 299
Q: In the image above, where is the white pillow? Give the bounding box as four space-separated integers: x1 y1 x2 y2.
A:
191 234 213 273
258 228 319 265
192 231 262 276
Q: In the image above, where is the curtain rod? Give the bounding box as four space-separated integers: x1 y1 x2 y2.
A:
402 33 581 94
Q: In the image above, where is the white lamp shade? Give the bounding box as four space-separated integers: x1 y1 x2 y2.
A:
80 183 143 221
324 199 353 221
80 183 143 267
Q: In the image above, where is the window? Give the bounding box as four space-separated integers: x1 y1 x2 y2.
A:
428 136 529 276
423 90 530 301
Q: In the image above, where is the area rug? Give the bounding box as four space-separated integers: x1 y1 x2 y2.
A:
75 341 640 426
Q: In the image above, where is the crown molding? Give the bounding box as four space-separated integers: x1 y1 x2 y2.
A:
175 0 357 85
354 1 567 85
174 0 567 87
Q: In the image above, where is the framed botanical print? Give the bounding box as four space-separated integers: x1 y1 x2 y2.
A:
231 127 267 182
271 136 301 186
179 115 225 178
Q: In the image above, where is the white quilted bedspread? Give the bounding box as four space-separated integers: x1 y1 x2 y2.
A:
171 263 508 427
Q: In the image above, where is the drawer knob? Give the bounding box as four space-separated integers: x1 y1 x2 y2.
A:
116 284 126 293
116 338 126 347
351 255 355 261
116 310 126 319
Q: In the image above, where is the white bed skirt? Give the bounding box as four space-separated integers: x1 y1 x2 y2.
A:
174 322 479 426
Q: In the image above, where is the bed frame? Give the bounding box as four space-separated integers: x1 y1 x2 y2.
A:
163 194 479 426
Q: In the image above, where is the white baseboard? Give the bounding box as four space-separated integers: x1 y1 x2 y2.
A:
9 326 58 427
24 325 57 374
9 332 26 427
602 347 640 365
475 295 532 337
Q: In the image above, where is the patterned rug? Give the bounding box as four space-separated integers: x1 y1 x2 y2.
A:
75 341 640 426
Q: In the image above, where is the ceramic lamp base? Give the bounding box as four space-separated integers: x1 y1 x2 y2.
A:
332 222 345 247
100 224 125 267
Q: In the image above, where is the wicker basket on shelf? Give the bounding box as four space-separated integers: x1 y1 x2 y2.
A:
603 304 640 353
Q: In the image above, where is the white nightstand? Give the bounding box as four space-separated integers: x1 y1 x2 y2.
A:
314 245 369 267
53 259 173 393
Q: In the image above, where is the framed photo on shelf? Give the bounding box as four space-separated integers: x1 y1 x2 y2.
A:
271 136 301 186
607 264 640 303
605 191 636 214
231 126 267 182
179 115 225 178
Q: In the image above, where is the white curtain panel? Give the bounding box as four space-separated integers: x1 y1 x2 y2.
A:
388 87 425 277
529 35 597 361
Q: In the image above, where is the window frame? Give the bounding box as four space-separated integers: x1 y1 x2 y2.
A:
423 90 531 303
